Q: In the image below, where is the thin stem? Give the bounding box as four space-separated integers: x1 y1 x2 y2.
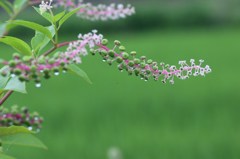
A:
43 41 76 56
0 90 13 106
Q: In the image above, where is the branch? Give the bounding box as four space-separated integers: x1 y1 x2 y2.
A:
0 90 14 106
43 41 76 56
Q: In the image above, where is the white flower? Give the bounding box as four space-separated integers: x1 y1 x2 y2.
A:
39 0 53 14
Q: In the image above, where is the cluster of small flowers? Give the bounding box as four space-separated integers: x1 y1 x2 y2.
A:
55 0 135 21
0 105 43 132
39 0 53 14
92 39 212 84
0 30 103 87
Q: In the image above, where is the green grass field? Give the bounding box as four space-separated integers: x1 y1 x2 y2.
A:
1 27 240 159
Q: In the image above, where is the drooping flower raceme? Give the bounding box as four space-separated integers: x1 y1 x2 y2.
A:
0 30 211 86
55 0 135 21
0 105 43 132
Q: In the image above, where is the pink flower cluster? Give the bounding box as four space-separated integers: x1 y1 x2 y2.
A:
0 31 103 87
55 0 135 21
95 41 212 84
0 105 43 132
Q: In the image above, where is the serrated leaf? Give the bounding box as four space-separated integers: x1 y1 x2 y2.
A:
54 10 66 22
31 25 55 55
0 36 32 56
11 20 53 39
59 8 80 28
0 153 15 159
0 126 32 137
4 76 27 94
33 7 53 24
13 0 27 13
0 0 13 16
2 133 47 150
68 64 92 84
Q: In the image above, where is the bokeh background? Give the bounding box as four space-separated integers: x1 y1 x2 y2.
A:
1 0 240 159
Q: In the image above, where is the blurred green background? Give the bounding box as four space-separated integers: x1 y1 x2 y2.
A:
1 0 240 159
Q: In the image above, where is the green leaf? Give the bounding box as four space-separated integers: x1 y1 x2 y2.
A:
0 36 32 56
59 8 80 28
54 11 66 23
4 76 27 94
0 153 15 159
2 133 47 150
0 126 32 137
0 0 13 16
11 20 53 39
31 25 55 55
0 66 10 90
68 64 92 84
13 0 27 13
33 7 53 24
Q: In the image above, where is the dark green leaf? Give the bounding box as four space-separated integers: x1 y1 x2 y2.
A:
2 133 47 150
59 8 80 28
11 20 53 39
0 36 32 56
68 64 92 84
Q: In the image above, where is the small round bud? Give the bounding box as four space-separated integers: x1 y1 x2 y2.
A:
114 40 121 46
147 59 153 64
107 59 112 66
13 53 20 59
30 66 37 72
9 60 16 67
38 57 46 64
130 51 137 56
44 74 51 79
116 57 123 63
119 46 126 51
128 61 134 67
134 58 140 64
31 73 38 79
101 39 108 45
152 66 158 71
108 50 115 58
146 69 151 74
128 70 133 75
43 69 49 74
134 69 140 76
140 62 146 69
14 69 21 75
1 71 7 77
122 52 129 59
140 56 146 61
18 76 26 82
90 49 96 55
100 50 108 57
23 56 32 62
48 59 55 64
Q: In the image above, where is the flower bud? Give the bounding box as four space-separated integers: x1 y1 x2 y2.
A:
14 69 21 75
90 49 96 55
107 59 112 65
119 45 126 51
13 53 20 59
122 52 129 59
134 58 140 64
130 51 137 56
114 40 121 46
128 60 134 67
9 60 16 67
108 50 115 58
102 39 108 45
116 57 123 63
147 59 153 64
140 62 146 69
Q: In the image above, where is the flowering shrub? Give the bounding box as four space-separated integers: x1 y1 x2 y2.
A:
0 0 211 158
